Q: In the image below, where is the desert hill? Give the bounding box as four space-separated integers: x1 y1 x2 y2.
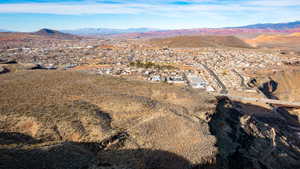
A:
33 28 79 40
253 70 300 103
0 67 218 169
0 32 37 41
34 28 66 35
0 32 48 49
149 35 252 48
0 64 299 169
289 32 300 37
0 28 80 49
0 29 79 41
246 32 300 52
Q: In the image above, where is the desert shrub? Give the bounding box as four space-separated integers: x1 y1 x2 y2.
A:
129 61 176 70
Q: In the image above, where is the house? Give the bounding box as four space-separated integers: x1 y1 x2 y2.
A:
167 75 185 84
187 74 207 89
206 86 215 92
148 75 161 82
63 64 77 70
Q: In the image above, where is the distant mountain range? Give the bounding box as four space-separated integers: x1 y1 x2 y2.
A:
109 21 300 39
58 21 300 37
1 21 300 38
0 29 11 32
61 28 160 35
233 21 300 30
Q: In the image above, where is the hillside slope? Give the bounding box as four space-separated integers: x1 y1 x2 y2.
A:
246 33 300 52
33 28 80 40
0 29 79 41
0 29 81 49
0 69 218 169
149 35 252 48
0 66 299 169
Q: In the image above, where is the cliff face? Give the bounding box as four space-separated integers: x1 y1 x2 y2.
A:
210 98 300 169
0 67 299 169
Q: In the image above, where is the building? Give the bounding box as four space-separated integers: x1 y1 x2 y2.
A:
167 75 185 84
148 75 161 82
187 74 207 89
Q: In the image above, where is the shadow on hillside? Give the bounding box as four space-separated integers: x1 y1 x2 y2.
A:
0 132 217 169
0 60 17 64
0 132 42 145
257 78 299 124
258 78 278 99
1 98 300 169
209 97 300 169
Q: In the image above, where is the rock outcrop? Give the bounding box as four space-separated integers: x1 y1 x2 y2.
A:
210 98 300 169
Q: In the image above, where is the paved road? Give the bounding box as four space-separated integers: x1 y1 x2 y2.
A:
231 69 250 89
217 94 300 108
200 63 228 94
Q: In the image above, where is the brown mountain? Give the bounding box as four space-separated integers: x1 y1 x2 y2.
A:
149 35 252 48
0 29 81 49
246 32 300 52
32 28 80 40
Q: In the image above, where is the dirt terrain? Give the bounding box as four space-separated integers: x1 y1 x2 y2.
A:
250 69 300 121
246 33 300 53
149 35 252 48
0 64 299 169
270 70 300 102
0 29 80 49
0 66 218 169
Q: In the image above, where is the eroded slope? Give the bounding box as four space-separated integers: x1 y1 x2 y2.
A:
0 69 218 169
1 67 299 169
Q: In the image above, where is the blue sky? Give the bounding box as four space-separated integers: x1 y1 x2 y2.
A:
0 0 300 31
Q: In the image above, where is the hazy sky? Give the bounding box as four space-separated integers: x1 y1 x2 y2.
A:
0 0 300 31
